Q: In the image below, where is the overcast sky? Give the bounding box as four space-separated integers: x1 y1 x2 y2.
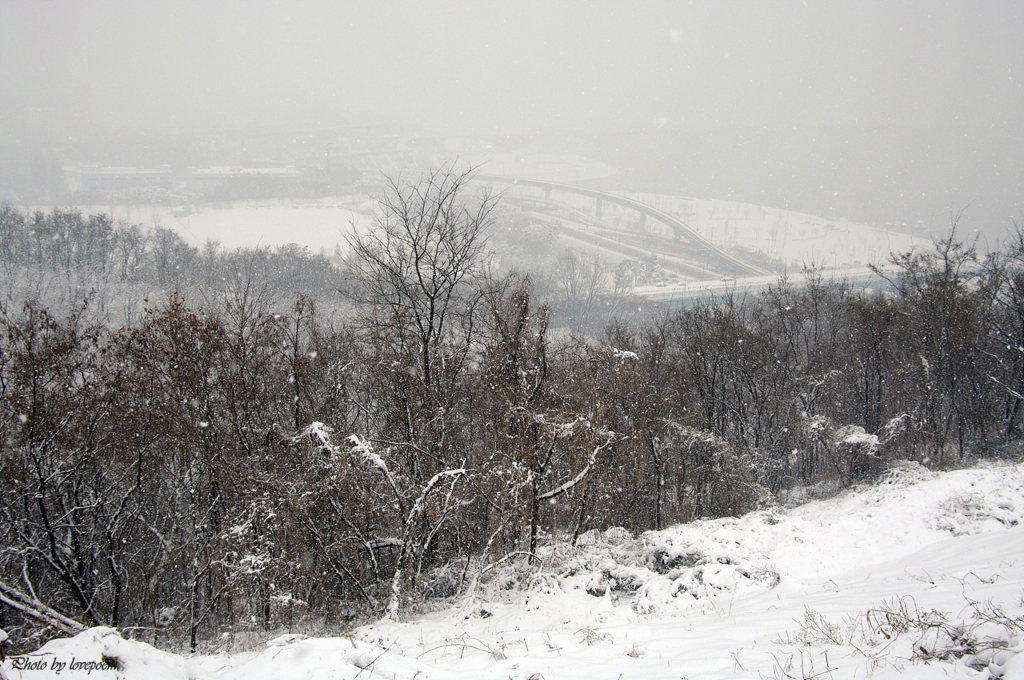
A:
1 0 1021 232
1 0 1018 133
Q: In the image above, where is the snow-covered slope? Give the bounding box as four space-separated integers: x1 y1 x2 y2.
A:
5 461 1023 679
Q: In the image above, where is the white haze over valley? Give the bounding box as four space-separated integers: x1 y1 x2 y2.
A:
1 1 1021 239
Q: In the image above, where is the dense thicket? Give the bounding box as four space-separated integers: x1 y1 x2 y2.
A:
1 181 1022 652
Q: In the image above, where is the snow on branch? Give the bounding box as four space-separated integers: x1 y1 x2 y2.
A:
385 466 468 620
610 347 639 362
347 434 392 478
538 432 617 501
297 420 337 457
534 414 587 439
347 433 403 505
294 423 404 503
0 578 85 636
405 467 467 522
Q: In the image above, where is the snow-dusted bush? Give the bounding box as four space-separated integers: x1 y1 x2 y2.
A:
665 425 774 521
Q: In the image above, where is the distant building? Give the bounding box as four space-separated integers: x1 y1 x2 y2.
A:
75 165 174 193
188 165 301 190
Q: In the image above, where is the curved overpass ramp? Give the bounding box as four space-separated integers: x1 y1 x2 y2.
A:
476 174 765 277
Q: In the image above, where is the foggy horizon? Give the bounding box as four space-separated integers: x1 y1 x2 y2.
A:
1 0 1021 237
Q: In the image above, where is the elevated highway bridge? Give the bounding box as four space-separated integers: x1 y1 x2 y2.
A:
476 174 765 278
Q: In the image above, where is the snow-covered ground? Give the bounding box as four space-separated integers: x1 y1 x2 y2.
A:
627 193 926 271
150 197 374 253
5 460 1023 679
67 196 375 253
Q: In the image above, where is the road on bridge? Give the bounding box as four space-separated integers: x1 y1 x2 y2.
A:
475 174 766 278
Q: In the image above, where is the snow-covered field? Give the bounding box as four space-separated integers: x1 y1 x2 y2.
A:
154 197 375 253
626 193 925 271
74 197 375 253
5 460 1023 679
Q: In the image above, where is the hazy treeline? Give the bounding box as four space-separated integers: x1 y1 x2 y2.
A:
1 172 1021 652
0 203 344 309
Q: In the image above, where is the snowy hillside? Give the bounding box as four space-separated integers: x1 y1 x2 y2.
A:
6 461 1023 679
626 192 925 271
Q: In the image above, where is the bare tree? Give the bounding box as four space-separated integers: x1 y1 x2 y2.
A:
554 248 609 335
344 165 497 477
338 165 497 613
